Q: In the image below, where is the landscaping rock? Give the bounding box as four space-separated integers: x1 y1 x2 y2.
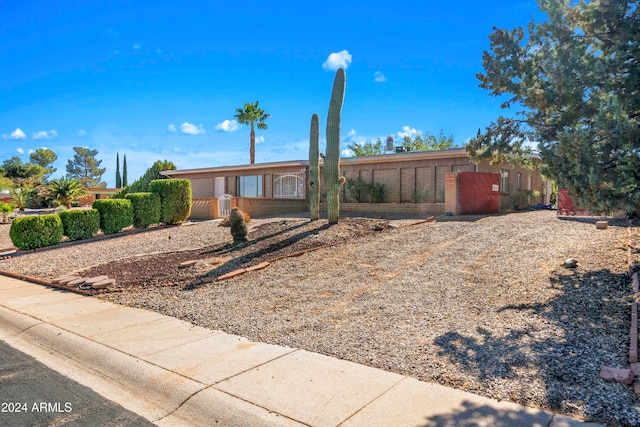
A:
599 366 635 385
67 277 87 286
179 260 198 268
92 278 116 289
52 275 79 284
85 275 109 284
595 220 608 230
58 276 82 285
563 258 578 269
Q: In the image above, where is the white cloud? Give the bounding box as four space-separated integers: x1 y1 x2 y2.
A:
256 136 265 144
214 119 239 132
32 129 57 140
347 129 357 138
342 149 354 157
77 129 87 137
322 50 352 71
167 124 176 133
373 71 387 83
2 128 26 140
180 122 206 135
16 148 24 154
397 126 420 139
28 149 35 154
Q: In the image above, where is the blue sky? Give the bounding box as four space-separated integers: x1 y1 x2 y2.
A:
1 0 544 187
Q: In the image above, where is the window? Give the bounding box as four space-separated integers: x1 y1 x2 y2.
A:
237 175 263 197
500 169 509 193
273 172 305 198
527 175 532 191
517 173 522 190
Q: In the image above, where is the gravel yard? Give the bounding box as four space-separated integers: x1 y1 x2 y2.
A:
1 210 638 426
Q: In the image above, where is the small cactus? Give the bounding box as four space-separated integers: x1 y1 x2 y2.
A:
229 207 248 243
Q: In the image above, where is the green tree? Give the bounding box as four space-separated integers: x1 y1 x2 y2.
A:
41 177 89 208
467 0 640 215
347 139 384 157
234 101 270 164
29 148 58 180
66 147 107 188
402 130 455 151
115 153 122 188
0 173 13 192
113 160 176 198
122 154 128 187
0 157 46 186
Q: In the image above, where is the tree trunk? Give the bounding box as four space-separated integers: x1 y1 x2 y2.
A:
250 124 256 164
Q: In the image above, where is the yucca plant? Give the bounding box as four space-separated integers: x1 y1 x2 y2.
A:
41 177 89 208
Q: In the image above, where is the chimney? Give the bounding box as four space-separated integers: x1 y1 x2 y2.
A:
386 136 394 152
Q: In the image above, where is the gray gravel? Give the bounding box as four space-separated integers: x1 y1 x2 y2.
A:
1 210 638 425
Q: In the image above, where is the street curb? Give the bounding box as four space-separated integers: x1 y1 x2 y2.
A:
0 305 297 426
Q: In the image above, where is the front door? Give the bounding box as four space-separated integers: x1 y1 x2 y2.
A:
214 177 225 197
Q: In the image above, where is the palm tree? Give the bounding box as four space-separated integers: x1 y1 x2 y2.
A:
234 101 270 164
9 186 30 211
41 177 89 208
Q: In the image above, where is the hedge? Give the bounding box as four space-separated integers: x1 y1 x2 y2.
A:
9 214 64 250
125 192 161 228
59 209 100 240
149 179 192 224
92 199 133 234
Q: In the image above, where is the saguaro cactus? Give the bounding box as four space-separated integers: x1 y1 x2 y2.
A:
308 113 320 221
325 68 346 224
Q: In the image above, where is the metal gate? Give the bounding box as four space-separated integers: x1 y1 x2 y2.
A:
218 194 232 218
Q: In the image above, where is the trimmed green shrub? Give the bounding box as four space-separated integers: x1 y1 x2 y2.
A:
59 209 100 240
92 199 133 234
149 179 192 224
9 214 64 250
125 192 161 228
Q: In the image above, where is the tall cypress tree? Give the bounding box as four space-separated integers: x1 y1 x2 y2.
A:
122 154 128 187
115 153 122 188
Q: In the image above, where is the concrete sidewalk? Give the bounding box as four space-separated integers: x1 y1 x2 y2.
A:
0 275 601 426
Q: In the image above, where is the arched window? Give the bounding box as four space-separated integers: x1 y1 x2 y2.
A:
273 172 305 198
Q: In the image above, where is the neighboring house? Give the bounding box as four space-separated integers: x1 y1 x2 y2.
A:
161 148 550 219
78 187 122 206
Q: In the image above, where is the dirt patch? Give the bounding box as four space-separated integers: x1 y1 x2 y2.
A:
80 218 392 291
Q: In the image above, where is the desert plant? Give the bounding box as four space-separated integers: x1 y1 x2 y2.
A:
512 190 541 211
346 178 370 203
9 214 64 250
125 192 161 228
149 179 192 224
308 113 320 220
10 186 31 211
229 207 248 243
371 182 385 203
325 68 346 224
59 209 100 240
413 189 429 203
93 199 133 234
0 202 13 222
41 177 89 208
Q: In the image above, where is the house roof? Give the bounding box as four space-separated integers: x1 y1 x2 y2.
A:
160 148 470 176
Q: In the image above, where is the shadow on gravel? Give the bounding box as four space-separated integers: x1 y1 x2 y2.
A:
418 399 551 427
558 216 631 227
433 268 636 426
184 222 334 290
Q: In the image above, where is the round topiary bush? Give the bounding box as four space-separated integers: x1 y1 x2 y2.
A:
9 214 64 250
125 192 161 228
58 209 100 240
92 199 133 234
148 179 192 225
